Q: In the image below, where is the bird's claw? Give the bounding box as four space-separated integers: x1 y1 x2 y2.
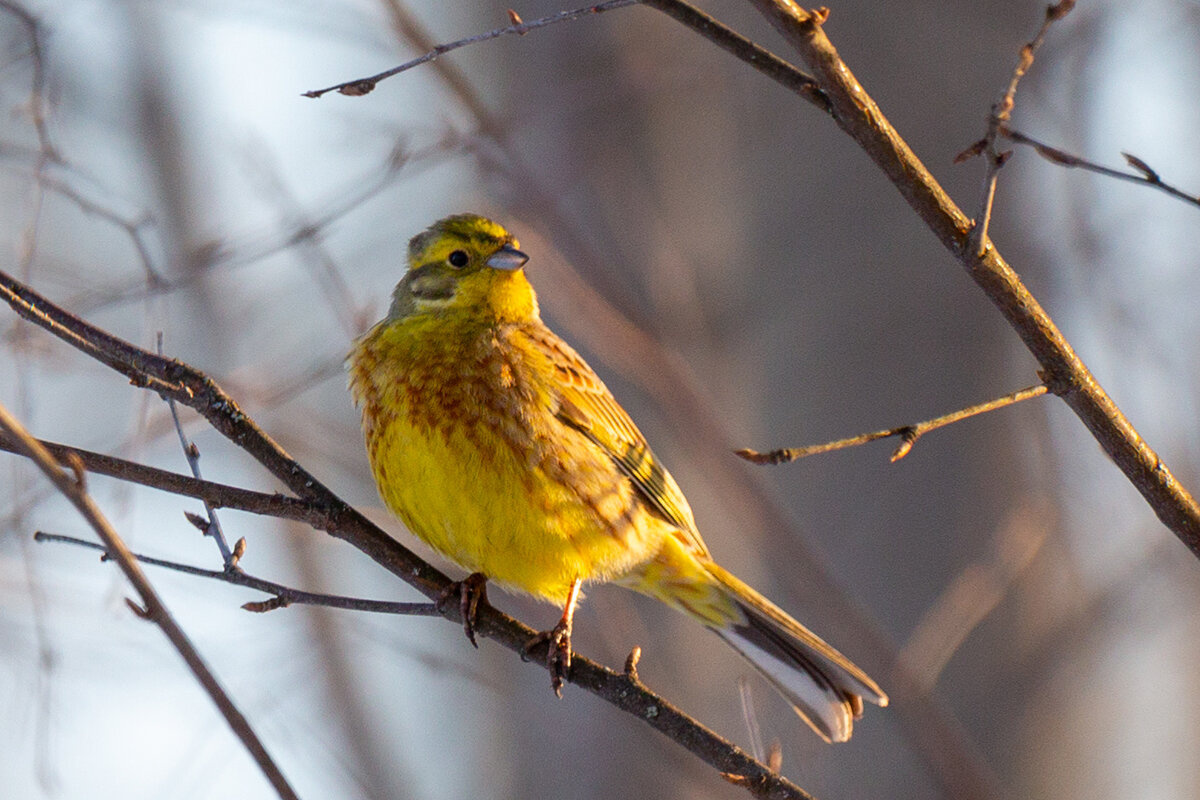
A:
436 572 488 647
525 619 572 697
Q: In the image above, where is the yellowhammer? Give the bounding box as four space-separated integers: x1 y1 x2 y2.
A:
348 214 886 742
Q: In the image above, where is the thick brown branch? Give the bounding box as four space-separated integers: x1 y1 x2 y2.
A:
0 403 300 800
738 384 1048 464
0 271 811 800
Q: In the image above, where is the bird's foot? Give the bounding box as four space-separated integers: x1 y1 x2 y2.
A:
525 618 573 698
436 572 488 647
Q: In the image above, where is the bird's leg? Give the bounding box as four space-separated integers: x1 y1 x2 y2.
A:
436 572 488 647
525 578 582 697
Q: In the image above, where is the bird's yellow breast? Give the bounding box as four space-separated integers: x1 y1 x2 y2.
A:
349 314 668 603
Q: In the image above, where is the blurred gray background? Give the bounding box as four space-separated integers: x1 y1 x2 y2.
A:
3 1 1199 798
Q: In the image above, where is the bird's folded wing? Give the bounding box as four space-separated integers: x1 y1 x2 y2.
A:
524 325 708 556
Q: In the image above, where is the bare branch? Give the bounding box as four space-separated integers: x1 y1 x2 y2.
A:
0 402 301 800
965 0 1076 255
159 333 234 565
1001 127 1200 209
308 0 827 113
638 0 827 111
303 1 638 98
34 532 440 617
0 432 321 523
738 384 1049 465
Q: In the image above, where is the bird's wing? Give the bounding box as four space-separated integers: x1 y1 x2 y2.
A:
521 324 709 557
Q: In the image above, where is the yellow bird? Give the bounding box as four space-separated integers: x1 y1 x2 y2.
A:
348 214 887 742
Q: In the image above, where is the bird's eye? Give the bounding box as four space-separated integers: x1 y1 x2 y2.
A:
447 250 469 268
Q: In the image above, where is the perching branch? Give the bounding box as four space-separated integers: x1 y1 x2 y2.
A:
0 402 301 800
737 383 1048 464
0 271 813 799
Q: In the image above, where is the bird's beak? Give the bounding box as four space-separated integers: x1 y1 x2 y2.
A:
486 244 529 271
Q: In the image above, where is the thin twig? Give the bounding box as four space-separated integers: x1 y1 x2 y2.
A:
0 402 300 800
964 1 1076 256
303 1 638 98
1001 127 1200 209
738 384 1049 465
159 333 234 565
0 271 812 800
34 532 440 616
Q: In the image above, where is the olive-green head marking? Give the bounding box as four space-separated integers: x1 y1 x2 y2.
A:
388 214 536 323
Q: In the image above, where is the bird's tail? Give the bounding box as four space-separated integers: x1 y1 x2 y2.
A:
701 561 887 742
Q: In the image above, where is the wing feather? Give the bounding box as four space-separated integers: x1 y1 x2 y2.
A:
520 324 708 556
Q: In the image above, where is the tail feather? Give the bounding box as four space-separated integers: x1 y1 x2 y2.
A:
704 562 887 743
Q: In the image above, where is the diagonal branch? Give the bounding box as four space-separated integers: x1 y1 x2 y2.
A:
0 402 301 800
0 270 813 800
717 1 1200 558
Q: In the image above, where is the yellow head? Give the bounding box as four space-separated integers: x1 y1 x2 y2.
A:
387 214 538 324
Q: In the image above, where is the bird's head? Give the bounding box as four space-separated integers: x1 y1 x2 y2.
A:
388 214 537 323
